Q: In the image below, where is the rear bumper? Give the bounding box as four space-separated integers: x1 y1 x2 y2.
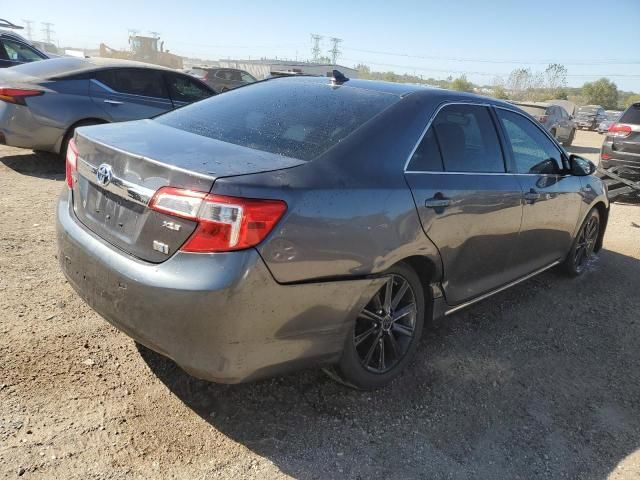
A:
600 145 640 180
0 102 63 152
56 190 383 383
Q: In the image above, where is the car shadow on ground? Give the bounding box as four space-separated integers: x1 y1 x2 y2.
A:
0 149 64 180
138 248 640 479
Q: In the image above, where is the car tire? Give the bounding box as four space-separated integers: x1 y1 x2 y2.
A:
563 208 600 277
60 120 104 160
563 128 575 147
329 262 426 390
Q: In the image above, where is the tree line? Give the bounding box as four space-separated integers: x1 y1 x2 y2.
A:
356 63 639 110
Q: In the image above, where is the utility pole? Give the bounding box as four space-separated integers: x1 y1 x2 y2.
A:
310 34 322 62
329 37 342 65
21 19 34 40
41 22 54 43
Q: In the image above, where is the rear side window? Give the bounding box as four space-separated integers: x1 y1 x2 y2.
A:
96 69 167 98
155 80 398 161
497 109 563 174
1 39 45 62
165 74 212 103
407 128 444 172
619 104 640 125
431 104 505 173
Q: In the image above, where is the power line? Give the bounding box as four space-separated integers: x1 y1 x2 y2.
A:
342 46 640 66
341 57 640 78
21 19 34 40
310 34 322 61
329 37 342 64
41 22 54 43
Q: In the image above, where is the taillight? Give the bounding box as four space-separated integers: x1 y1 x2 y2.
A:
149 187 287 252
0 88 43 105
601 152 611 160
65 139 78 189
608 123 632 137
538 115 549 123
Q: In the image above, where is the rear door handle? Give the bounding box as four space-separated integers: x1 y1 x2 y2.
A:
425 196 451 208
523 189 541 203
104 99 124 105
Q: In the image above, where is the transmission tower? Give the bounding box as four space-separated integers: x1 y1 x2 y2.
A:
329 37 342 64
41 22 54 43
21 19 34 40
310 34 322 62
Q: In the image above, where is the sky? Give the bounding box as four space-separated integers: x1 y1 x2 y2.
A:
4 0 640 91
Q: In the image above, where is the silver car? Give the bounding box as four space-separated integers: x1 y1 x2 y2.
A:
0 57 214 155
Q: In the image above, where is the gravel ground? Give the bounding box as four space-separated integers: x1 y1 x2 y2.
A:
1 130 639 479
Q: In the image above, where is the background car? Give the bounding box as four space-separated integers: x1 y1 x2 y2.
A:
185 66 257 93
575 105 606 131
0 19 49 68
57 77 608 390
600 102 640 180
0 57 214 155
597 110 622 134
512 101 576 146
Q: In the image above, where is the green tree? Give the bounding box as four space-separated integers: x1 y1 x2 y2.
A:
450 75 474 93
544 63 568 99
491 85 509 100
624 94 640 107
582 78 619 109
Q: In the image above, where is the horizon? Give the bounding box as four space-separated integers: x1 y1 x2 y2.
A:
4 0 639 91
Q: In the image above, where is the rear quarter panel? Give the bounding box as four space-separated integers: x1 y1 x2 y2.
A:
211 92 444 284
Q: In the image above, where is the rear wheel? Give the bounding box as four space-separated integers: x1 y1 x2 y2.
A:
330 262 425 390
563 208 600 276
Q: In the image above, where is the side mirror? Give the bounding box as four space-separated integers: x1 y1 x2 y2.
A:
569 154 596 176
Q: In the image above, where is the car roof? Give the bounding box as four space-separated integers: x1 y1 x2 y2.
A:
265 75 430 97
6 56 181 79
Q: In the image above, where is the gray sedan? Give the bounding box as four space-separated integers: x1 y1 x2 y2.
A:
57 76 609 389
0 57 214 155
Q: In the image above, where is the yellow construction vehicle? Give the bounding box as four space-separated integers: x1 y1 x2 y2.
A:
99 34 183 69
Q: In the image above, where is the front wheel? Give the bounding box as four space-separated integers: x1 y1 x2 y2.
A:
329 262 425 390
563 208 600 276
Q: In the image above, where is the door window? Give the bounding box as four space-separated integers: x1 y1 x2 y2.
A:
96 69 168 98
1 39 45 62
432 104 505 173
241 71 256 82
166 74 213 103
497 109 563 174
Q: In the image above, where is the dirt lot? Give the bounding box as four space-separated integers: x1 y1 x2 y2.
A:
1 130 639 479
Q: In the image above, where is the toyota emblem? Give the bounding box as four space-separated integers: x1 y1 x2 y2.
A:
96 164 113 187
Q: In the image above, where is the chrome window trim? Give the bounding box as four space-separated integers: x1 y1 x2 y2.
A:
76 157 156 207
403 101 570 175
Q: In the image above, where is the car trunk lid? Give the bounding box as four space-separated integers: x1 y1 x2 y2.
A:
71 120 304 262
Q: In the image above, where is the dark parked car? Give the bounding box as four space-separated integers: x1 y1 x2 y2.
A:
0 19 48 68
597 110 622 134
512 101 576 146
57 77 609 390
185 66 257 93
0 57 214 155
600 102 640 180
575 105 606 131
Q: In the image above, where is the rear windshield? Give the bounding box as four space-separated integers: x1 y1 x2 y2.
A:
517 105 547 116
619 104 640 125
155 79 399 161
578 106 598 114
7 57 89 78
